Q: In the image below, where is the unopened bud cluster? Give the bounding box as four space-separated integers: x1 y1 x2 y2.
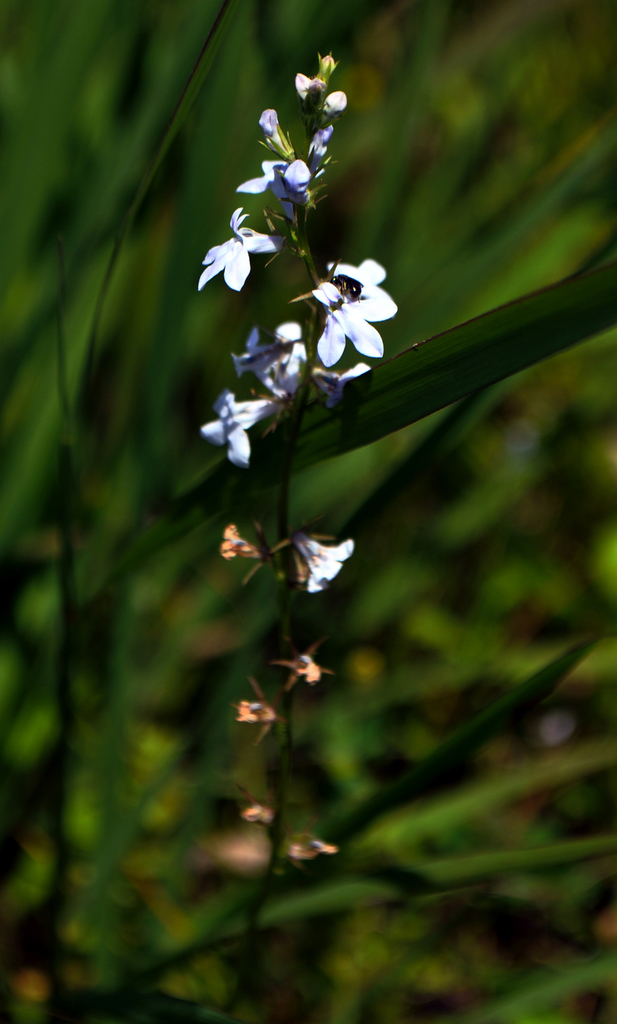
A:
295 54 347 128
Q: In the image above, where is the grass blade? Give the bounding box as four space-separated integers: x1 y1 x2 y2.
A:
82 0 242 387
384 833 617 889
339 386 503 537
441 950 617 1024
359 740 617 855
321 642 596 844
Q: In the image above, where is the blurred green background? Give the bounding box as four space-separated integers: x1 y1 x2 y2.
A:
6 0 617 1020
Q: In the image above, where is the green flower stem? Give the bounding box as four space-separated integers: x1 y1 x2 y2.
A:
230 206 319 1009
296 205 319 286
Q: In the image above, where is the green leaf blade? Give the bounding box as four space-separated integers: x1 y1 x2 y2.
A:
322 642 597 844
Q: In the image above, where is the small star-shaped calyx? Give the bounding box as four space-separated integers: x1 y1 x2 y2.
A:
288 835 339 863
233 677 282 744
237 785 275 825
271 637 333 689
220 522 274 585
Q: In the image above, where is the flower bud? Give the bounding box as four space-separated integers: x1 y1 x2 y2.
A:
308 125 333 172
321 91 347 124
259 109 279 138
283 159 311 205
318 54 337 84
258 109 294 160
295 72 326 101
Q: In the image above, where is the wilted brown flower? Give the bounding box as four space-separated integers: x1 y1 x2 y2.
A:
220 524 263 561
288 836 339 862
233 677 282 743
237 784 274 826
272 637 333 688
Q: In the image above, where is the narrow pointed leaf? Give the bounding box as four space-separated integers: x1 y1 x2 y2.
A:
382 833 617 889
441 949 617 1024
83 0 242 384
359 740 617 854
340 385 504 537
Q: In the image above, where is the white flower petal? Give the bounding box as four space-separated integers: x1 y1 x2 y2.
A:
227 426 251 468
307 575 329 593
200 420 226 445
357 289 398 322
313 282 339 307
230 208 249 235
292 532 354 592
338 308 383 359
224 244 251 291
241 229 284 254
275 322 303 342
246 326 261 352
203 239 232 267
329 538 355 561
318 314 346 367
237 161 284 194
357 259 387 286
236 173 272 194
231 399 276 429
275 342 306 396
213 388 234 417
198 257 226 290
316 363 371 408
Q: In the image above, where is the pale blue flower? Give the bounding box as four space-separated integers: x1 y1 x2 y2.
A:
232 322 305 397
313 259 397 366
313 362 371 407
237 161 293 219
292 531 354 593
200 389 282 469
237 160 312 217
198 209 283 292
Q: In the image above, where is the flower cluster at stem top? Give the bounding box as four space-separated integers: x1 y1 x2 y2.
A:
197 54 397 375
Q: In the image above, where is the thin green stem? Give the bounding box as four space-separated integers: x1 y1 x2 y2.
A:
296 206 319 286
228 385 308 1011
230 200 319 1010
